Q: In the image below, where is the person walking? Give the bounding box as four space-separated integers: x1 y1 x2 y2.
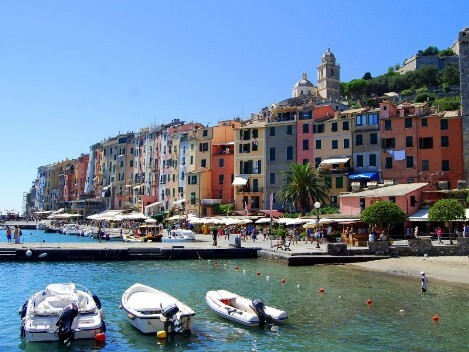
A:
436 227 443 244
421 272 428 293
6 226 12 243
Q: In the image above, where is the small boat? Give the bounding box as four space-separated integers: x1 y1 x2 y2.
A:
205 290 288 327
121 283 195 334
162 229 196 242
20 283 106 345
122 233 144 243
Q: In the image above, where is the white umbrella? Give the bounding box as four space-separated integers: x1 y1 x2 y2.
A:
167 215 185 221
255 218 275 224
145 218 157 223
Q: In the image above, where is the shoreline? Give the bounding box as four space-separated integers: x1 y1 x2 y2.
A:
348 255 469 286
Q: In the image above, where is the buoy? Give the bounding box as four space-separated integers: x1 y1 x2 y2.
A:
266 276 270 280
399 309 405 314
235 265 239 270
297 284 301 289
339 296 342 299
256 272 261 276
367 299 373 305
157 330 167 339
281 278 286 284
224 264 227 267
424 254 429 258
26 249 33 257
319 288 325 293
432 315 439 322
95 333 106 342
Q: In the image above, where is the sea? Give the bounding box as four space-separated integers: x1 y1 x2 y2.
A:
1 230 468 351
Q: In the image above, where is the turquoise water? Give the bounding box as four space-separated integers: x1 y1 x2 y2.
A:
1 255 468 351
3 229 97 244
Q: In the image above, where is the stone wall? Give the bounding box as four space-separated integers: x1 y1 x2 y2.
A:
459 27 469 181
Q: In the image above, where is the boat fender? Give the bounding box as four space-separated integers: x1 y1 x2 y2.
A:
20 301 28 319
101 320 107 333
92 294 102 309
157 330 167 339
99 308 106 321
20 318 26 337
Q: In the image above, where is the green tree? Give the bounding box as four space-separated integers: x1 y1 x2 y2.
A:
434 96 460 111
360 201 407 234
438 48 455 57
277 163 329 215
428 199 465 243
438 63 460 85
216 203 234 215
418 46 439 56
362 72 372 80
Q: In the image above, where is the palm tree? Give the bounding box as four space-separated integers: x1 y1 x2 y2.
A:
277 162 329 215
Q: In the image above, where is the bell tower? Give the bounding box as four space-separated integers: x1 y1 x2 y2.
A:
317 48 340 101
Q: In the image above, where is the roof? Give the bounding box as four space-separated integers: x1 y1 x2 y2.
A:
339 183 429 198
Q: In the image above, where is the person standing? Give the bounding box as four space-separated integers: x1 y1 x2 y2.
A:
421 272 428 293
212 228 218 246
6 226 12 243
13 226 21 244
436 227 443 244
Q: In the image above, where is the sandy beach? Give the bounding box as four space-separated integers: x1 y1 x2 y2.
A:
349 256 469 285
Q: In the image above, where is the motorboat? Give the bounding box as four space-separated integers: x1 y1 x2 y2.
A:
20 283 106 345
62 224 85 236
121 283 195 334
123 233 144 243
205 290 288 327
36 222 49 230
162 229 196 242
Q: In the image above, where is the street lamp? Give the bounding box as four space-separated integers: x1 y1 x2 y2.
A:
314 201 321 248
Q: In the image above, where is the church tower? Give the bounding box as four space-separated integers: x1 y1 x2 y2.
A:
317 48 340 101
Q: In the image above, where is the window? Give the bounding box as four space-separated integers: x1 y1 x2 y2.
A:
368 113 378 125
130 160 134 167
410 196 417 207
218 175 224 184
201 159 206 168
332 140 338 149
314 157 321 168
406 136 413 147
421 118 428 127
419 137 433 149
190 156 194 165
313 124 325 133
269 127 276 136
369 154 376 166
342 121 349 130
269 148 276 161
270 173 276 184
189 175 197 185
190 192 196 205
382 138 395 149
315 140 322 149
406 156 414 168
336 176 343 189
202 129 208 137
343 139 350 149
252 129 258 138
302 139 309 150
286 146 293 160
331 122 338 132
389 196 396 203
370 133 378 145
441 136 449 147
355 134 363 146
356 115 366 126
302 159 309 165
324 177 332 189
356 155 364 167
199 142 209 152
440 119 448 130
385 157 393 169
239 143 250 153
405 118 412 128
442 160 450 171
384 120 392 130
286 125 293 135
219 158 224 167
422 160 429 171
302 123 309 133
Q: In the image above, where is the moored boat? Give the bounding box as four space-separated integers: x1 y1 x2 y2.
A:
162 229 196 242
20 283 106 345
205 290 288 327
121 283 195 334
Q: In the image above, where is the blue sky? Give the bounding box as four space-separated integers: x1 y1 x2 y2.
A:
0 0 467 213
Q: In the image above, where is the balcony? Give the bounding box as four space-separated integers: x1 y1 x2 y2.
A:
319 167 351 175
237 187 264 194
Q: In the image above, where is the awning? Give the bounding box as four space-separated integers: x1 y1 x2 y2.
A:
232 175 249 186
201 199 222 205
145 201 163 210
133 183 144 190
319 157 350 166
349 172 379 180
408 208 429 222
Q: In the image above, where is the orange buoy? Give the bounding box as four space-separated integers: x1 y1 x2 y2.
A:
367 299 373 305
256 271 261 276
432 315 439 322
281 278 286 284
235 265 239 270
319 288 325 293
95 333 106 342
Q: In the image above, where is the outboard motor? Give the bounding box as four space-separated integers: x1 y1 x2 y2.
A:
161 303 183 333
252 299 271 326
56 303 78 346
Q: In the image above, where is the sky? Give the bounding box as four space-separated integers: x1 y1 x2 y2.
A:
0 0 468 213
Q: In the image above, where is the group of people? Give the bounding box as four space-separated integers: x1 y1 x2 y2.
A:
4 225 22 244
368 226 389 242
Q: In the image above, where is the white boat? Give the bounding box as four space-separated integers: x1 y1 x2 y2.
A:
36 222 48 230
162 229 196 242
205 290 288 327
122 233 144 243
62 224 85 236
20 283 106 345
121 283 195 334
